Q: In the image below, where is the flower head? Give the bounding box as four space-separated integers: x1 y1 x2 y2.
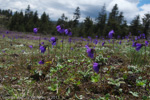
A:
68 38 72 43
93 39 98 45
135 43 143 51
40 46 46 53
145 41 148 46
33 28 38 33
56 25 64 33
39 60 44 64
2 35 5 38
29 45 33 49
6 31 9 34
85 45 89 49
71 47 73 50
65 28 72 36
108 30 114 39
102 42 105 46
119 40 121 45
142 33 145 38
132 42 137 47
135 37 138 41
86 48 94 59
50 37 57 46
93 62 100 73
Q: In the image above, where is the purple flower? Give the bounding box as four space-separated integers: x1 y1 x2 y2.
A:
56 25 61 30
56 25 64 33
139 34 145 38
93 39 98 45
6 31 9 34
29 45 33 49
60 40 63 42
125 36 129 39
138 36 141 39
51 37 57 46
132 42 137 47
83 39 86 41
68 38 72 43
2 35 5 38
88 36 91 39
41 42 44 45
86 48 94 59
65 29 72 36
71 47 73 50
85 45 94 59
102 42 105 46
135 37 138 41
108 30 114 39
33 28 38 33
2 50 5 53
93 62 100 73
39 60 44 64
145 41 148 46
135 43 143 51
119 40 121 45
142 33 145 37
40 46 46 53
44 38 47 40
85 45 89 49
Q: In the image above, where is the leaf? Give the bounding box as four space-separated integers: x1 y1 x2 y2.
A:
129 91 139 97
66 88 71 96
48 84 57 92
91 75 99 83
76 81 81 85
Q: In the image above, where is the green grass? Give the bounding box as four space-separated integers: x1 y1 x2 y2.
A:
0 33 150 99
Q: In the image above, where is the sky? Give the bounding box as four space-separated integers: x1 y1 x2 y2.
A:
0 0 150 23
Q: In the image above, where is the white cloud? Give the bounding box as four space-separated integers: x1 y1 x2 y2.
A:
106 0 140 22
139 4 150 15
0 0 149 23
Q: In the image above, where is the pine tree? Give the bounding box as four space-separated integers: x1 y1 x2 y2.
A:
96 4 107 37
40 12 50 34
142 13 150 39
129 15 142 36
73 7 80 27
106 4 124 38
33 11 39 27
83 16 93 37
57 13 68 25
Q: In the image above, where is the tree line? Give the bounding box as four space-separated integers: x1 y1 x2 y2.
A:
0 4 149 38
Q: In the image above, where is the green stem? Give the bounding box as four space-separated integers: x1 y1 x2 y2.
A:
61 33 64 59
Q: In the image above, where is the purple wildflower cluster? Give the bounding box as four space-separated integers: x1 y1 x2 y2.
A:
50 37 57 46
56 25 72 36
56 25 64 33
132 41 148 51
